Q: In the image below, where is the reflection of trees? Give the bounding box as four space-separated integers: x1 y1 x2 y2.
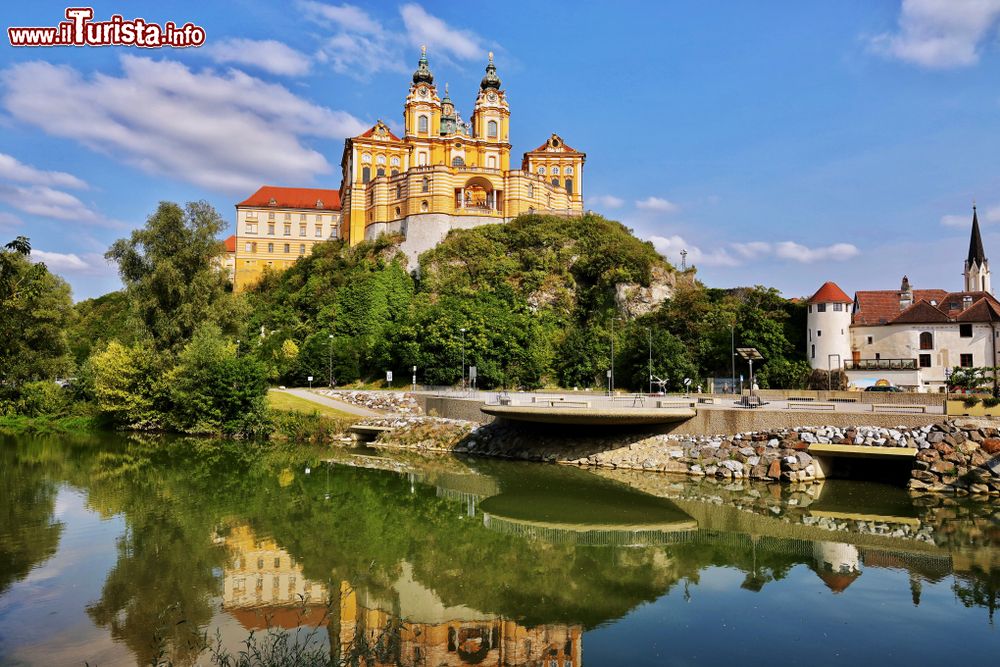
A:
0 444 64 596
7 432 1000 666
953 568 1000 624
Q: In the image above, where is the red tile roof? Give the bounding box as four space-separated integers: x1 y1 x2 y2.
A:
229 605 329 631
854 289 1000 325
223 234 236 253
808 281 852 304
237 186 341 211
956 296 1000 322
852 289 947 325
357 122 402 142
889 300 950 324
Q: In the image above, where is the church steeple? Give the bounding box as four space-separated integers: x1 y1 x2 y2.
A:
964 204 991 293
480 51 501 90
412 45 433 84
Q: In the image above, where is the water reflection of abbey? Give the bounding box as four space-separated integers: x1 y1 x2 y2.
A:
217 457 1000 666
220 525 581 666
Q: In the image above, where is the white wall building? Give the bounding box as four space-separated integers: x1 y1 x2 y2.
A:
808 207 1000 392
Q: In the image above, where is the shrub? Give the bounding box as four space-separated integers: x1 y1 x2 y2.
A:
963 396 981 408
16 380 69 417
983 396 1000 408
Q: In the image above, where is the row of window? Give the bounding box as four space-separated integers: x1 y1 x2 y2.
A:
414 116 499 138
247 212 330 222
245 223 333 238
244 242 308 255
810 303 845 313
361 154 402 166
536 165 575 176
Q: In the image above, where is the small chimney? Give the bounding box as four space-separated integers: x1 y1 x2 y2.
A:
899 275 913 310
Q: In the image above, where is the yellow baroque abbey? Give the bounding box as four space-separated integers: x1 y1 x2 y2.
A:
233 49 584 291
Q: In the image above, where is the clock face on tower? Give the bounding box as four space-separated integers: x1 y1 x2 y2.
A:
418 86 429 98
487 91 497 102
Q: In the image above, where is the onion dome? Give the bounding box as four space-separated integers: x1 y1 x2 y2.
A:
480 51 501 90
412 45 433 84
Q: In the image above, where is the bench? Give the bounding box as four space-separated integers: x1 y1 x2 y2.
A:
658 400 696 409
788 396 815 401
829 397 859 403
788 401 836 411
697 397 717 404
872 404 926 413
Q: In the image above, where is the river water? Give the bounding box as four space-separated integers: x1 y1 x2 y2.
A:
0 432 998 666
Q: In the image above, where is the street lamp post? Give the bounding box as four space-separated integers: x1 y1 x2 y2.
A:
328 334 334 387
610 316 616 395
730 324 736 394
235 339 240 357
460 328 467 391
647 327 653 395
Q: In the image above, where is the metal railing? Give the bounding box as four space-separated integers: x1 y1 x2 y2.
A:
844 358 918 371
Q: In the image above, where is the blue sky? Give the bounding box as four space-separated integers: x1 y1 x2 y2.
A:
2 1 1000 300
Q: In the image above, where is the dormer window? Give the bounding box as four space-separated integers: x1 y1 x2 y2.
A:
268 198 277 206
315 199 323 208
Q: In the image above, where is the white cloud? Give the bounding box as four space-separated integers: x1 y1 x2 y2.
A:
650 235 859 268
0 153 87 189
868 0 1000 68
0 211 22 228
942 205 1000 226
30 249 90 272
589 194 624 210
302 2 490 79
731 241 771 259
773 241 860 263
1 56 368 194
399 3 483 60
0 183 113 225
635 196 679 213
204 38 311 76
650 235 739 267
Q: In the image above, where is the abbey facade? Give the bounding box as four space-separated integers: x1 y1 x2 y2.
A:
233 49 584 290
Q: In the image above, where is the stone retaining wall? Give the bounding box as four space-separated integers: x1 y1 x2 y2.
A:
368 414 1000 497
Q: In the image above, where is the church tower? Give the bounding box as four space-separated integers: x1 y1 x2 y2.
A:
964 205 991 293
470 52 511 171
403 46 441 166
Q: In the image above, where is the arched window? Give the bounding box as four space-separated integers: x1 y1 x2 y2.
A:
565 178 573 195
418 115 428 133
552 166 560 175
421 176 430 193
566 166 574 175
537 166 545 175
919 331 934 350
361 153 371 163
391 156 400 166
487 120 498 138
421 200 429 212
394 206 401 217
551 177 559 188
376 167 385 177
391 169 399 176
362 166 370 183
452 156 465 167
527 183 534 198
376 155 386 165
396 184 402 199
418 152 427 166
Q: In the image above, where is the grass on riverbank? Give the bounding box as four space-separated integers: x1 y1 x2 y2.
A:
267 390 356 420
0 413 101 435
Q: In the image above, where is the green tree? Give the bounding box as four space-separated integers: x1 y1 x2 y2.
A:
90 341 165 429
106 201 244 351
166 325 269 436
0 236 75 391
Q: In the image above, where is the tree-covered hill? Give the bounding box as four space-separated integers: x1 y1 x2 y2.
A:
242 212 809 390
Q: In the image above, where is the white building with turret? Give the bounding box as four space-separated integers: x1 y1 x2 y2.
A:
807 207 1000 392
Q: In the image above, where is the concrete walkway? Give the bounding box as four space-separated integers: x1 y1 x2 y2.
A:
276 388 382 418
